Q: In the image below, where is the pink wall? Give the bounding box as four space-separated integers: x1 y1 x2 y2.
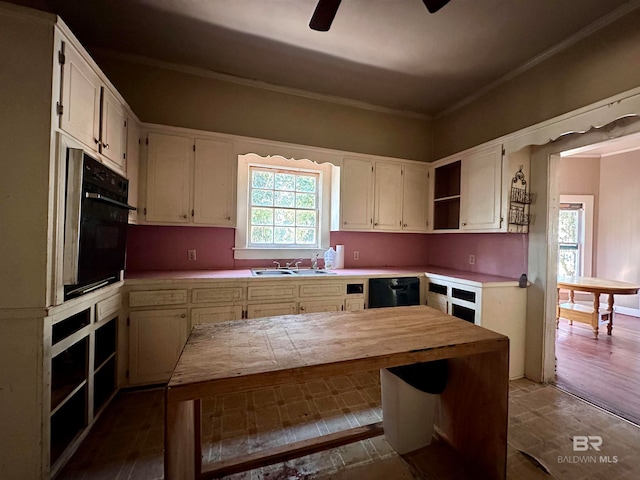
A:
125 226 527 278
427 233 528 278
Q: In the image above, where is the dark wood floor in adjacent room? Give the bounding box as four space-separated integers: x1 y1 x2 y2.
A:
555 312 640 425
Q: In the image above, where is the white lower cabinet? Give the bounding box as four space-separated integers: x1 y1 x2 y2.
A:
128 308 188 385
345 298 365 311
425 273 526 379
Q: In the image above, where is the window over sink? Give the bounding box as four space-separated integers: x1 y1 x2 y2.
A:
234 153 333 260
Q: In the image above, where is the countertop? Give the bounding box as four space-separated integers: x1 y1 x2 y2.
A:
125 266 522 286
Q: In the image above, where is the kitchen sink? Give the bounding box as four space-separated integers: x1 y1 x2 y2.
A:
251 269 295 276
250 268 336 276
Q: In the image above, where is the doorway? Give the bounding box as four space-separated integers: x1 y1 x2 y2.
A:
550 131 640 425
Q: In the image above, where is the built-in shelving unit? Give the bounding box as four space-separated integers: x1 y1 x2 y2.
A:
433 160 461 230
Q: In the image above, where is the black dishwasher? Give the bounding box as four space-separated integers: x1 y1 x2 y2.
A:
368 277 421 308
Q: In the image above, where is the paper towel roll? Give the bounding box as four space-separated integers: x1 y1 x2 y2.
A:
334 244 345 269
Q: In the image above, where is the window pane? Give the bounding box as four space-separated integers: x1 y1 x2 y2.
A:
252 170 274 189
274 191 295 208
558 210 579 243
296 193 316 209
274 227 295 244
296 175 316 193
296 210 316 227
275 173 296 191
274 209 295 226
251 207 273 225
558 248 578 276
251 226 273 244
296 228 316 244
251 189 273 206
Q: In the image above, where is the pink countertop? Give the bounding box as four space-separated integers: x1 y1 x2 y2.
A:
125 266 521 285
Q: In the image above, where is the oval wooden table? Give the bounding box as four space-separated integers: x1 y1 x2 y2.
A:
556 276 640 338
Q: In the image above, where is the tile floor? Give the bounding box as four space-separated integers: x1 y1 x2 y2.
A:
58 373 640 479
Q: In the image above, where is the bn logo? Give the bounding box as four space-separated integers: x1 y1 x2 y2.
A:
573 435 603 451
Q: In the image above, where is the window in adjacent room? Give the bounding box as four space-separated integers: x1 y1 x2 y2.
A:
557 195 593 277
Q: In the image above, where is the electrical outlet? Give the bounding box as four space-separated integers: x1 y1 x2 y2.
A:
188 249 197 261
353 251 360 261
469 254 475 265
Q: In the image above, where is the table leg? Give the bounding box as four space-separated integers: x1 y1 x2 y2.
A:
607 293 615 335
591 293 599 339
569 289 575 325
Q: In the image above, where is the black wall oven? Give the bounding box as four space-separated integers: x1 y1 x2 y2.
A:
63 149 134 300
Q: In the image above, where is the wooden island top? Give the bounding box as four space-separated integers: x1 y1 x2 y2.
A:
165 305 510 479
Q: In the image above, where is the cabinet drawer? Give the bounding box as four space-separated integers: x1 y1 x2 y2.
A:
192 287 244 304
299 299 343 313
191 306 243 325
299 282 343 298
129 289 188 307
96 293 121 322
247 302 297 319
247 284 297 301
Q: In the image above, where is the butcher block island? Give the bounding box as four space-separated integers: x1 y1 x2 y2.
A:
164 305 509 480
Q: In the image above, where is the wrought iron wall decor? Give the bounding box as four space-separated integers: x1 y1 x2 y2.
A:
508 165 533 232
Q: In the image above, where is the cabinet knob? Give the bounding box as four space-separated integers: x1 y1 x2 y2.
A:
462 222 467 226
374 222 378 226
403 224 407 227
102 143 110 150
180 313 186 318
226 216 231 221
181 214 188 219
94 138 99 144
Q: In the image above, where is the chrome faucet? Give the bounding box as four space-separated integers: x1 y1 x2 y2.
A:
273 261 282 269
311 254 319 269
285 258 303 269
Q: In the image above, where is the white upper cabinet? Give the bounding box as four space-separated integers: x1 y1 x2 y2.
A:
373 162 403 231
340 157 430 232
143 131 237 227
59 40 128 174
340 157 374 230
401 163 430 232
59 42 101 151
126 118 141 224
193 138 236 226
432 144 503 232
460 144 503 231
145 132 192 223
100 87 127 169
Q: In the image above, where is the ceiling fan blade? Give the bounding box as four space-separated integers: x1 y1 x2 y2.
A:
422 0 451 14
309 0 342 31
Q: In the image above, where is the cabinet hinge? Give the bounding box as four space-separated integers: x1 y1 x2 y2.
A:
123 152 126 160
56 102 63 116
193 144 196 152
502 147 505 157
145 137 149 145
191 209 194 217
127 317 130 327
58 50 65 65
143 207 147 215
124 119 127 128
125 369 129 379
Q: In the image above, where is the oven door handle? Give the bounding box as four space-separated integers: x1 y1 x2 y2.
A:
86 192 137 210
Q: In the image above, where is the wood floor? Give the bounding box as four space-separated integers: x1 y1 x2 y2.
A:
555 311 640 425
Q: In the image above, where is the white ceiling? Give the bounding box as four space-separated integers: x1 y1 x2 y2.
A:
13 0 639 116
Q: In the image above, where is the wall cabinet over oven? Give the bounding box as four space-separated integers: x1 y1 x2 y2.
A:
141 131 236 227
425 272 526 379
58 39 128 175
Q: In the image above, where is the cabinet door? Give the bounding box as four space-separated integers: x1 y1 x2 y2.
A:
247 302 297 319
345 298 365 311
129 308 188 385
299 299 344 314
191 305 243 325
460 145 502 230
426 292 447 313
145 133 192 223
126 118 140 224
373 162 403 231
60 43 101 151
193 138 235 226
402 164 429 231
341 157 374 230
100 87 127 170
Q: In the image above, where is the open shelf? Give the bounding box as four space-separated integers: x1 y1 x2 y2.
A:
51 336 89 411
50 384 87 465
433 160 461 230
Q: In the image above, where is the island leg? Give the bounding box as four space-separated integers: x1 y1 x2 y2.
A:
165 394 201 479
